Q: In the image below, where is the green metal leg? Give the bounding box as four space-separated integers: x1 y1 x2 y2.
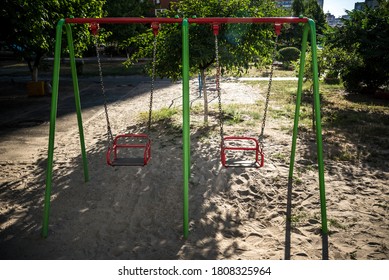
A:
182 19 190 239
288 21 328 259
289 24 308 179
42 19 65 238
42 20 89 238
65 24 89 183
308 19 329 259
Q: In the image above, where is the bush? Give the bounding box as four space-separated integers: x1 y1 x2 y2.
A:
323 71 341 84
292 48 324 83
328 1 389 94
277 47 301 70
278 47 301 64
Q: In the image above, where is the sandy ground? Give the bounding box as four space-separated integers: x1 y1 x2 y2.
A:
0 75 388 260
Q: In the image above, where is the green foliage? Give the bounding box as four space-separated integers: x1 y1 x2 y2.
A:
320 46 349 84
292 0 326 34
279 47 301 62
0 0 105 79
327 0 389 93
291 0 305 16
292 48 324 84
126 0 284 80
103 0 152 55
278 47 300 69
281 0 327 47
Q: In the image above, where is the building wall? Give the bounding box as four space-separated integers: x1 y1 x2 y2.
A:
365 0 379 8
275 0 293 9
275 0 324 9
355 0 379 11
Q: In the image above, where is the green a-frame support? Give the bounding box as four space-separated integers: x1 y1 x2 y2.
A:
42 17 328 259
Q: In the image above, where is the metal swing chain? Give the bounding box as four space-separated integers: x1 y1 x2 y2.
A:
148 34 157 131
259 33 279 149
215 33 225 148
94 34 114 146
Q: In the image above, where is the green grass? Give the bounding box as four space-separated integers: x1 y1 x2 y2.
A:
139 107 179 123
329 218 347 230
220 103 263 126
242 76 389 166
272 152 288 163
289 211 309 227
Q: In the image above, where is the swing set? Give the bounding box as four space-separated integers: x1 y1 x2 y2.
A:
42 17 328 259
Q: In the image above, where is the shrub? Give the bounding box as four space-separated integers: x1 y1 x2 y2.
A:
278 47 301 67
327 1 389 94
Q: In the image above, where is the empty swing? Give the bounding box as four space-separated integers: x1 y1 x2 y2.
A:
213 23 281 168
91 22 159 166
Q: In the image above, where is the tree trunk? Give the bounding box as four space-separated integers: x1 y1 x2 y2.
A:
31 51 43 82
200 69 208 124
32 66 38 82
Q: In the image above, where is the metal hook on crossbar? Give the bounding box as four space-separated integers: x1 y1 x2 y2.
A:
274 23 282 36
212 23 220 36
151 22 160 36
89 22 99 36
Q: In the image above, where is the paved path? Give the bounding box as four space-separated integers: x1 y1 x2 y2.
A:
238 77 298 81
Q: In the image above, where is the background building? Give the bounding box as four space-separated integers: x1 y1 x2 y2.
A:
355 0 379 11
275 0 324 9
275 0 293 9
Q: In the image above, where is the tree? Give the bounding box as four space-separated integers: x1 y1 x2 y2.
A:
292 0 305 17
0 0 105 81
103 0 152 57
127 0 283 122
327 0 389 93
304 0 326 35
281 0 327 47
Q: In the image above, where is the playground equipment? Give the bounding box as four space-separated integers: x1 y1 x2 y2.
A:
90 23 156 166
42 17 328 259
214 24 281 168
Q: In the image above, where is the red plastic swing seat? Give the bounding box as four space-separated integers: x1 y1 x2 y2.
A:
221 136 264 168
106 134 151 166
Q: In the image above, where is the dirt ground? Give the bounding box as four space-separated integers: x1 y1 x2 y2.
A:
0 70 388 260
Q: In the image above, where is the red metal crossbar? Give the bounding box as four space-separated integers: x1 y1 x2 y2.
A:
221 136 264 168
65 17 308 25
106 134 151 166
65 17 182 24
188 17 308 24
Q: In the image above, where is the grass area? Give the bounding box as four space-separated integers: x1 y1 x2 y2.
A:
319 84 389 164
193 76 389 166
138 107 182 135
139 107 179 123
221 103 263 126
245 66 296 78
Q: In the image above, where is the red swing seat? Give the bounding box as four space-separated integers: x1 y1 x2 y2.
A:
106 134 151 166
221 136 264 168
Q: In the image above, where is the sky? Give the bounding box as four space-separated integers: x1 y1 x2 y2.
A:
322 0 360 17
